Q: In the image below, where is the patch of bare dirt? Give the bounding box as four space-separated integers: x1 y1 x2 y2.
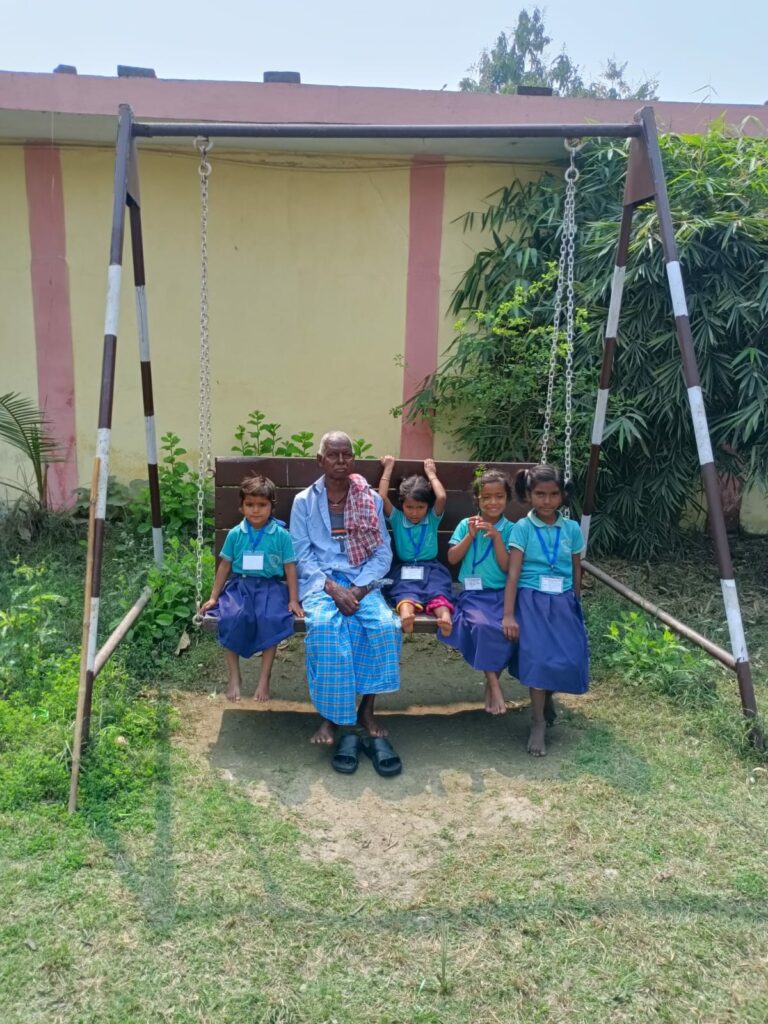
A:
174 692 544 901
294 770 540 902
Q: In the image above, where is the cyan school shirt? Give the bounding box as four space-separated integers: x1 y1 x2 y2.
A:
389 507 443 563
449 516 516 590
508 510 584 592
219 518 296 577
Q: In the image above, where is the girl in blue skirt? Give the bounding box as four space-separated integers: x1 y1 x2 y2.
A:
440 470 516 715
378 456 454 635
199 475 303 702
502 465 589 757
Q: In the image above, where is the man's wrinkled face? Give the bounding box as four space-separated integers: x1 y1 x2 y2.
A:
318 440 355 480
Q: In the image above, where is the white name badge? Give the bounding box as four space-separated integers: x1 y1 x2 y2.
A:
401 565 425 581
540 575 564 594
464 576 484 591
242 553 264 571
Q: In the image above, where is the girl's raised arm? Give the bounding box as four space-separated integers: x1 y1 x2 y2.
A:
424 458 447 515
377 455 395 516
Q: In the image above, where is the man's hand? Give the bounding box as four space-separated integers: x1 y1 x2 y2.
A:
325 578 360 616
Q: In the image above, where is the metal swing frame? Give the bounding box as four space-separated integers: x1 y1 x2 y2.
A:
69 102 760 811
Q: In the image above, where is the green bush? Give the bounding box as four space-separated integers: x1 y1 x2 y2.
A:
126 432 213 539
604 611 719 707
130 536 214 645
405 125 768 557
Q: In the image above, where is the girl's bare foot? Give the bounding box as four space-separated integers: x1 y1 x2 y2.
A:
399 603 416 634
310 719 337 744
528 719 547 756
254 677 271 702
544 691 556 727
224 650 242 702
484 676 507 715
435 610 453 637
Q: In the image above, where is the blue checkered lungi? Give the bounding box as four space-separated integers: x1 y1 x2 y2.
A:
302 572 402 725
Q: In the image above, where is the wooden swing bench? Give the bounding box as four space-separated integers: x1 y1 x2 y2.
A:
213 456 534 633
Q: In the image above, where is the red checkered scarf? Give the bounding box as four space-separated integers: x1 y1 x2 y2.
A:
343 474 382 567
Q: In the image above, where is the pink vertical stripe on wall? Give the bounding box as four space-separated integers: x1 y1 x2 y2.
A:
24 145 78 508
400 157 446 459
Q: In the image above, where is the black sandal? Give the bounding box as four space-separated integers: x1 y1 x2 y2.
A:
361 736 402 778
331 733 362 774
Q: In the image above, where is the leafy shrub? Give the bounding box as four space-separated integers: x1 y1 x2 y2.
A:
604 611 719 707
232 410 315 457
73 475 141 524
0 563 69 701
231 410 373 460
130 536 214 645
126 432 213 539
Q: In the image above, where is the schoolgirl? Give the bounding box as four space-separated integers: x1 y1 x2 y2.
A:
199 474 303 702
502 465 589 756
377 456 454 635
439 470 516 715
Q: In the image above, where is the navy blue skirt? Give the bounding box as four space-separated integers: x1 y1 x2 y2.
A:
209 575 294 658
386 559 454 610
508 588 589 694
438 589 513 672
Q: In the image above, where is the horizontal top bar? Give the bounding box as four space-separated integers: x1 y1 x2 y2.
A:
131 121 643 140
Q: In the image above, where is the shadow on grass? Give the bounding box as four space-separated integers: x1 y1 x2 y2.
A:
84 688 178 936
85 692 654 934
204 701 653 804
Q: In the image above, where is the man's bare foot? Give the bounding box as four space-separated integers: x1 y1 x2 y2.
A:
310 719 337 744
253 678 271 702
436 614 453 637
226 677 241 702
484 679 507 715
357 702 388 737
544 691 556 727
527 719 547 756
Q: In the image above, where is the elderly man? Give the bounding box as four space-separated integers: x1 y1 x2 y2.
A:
290 431 402 775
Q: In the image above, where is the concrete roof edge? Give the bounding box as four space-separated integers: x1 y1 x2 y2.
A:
0 70 766 137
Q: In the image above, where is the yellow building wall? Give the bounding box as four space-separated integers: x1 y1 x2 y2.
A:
62 147 410 482
0 147 38 500
2 141 763 535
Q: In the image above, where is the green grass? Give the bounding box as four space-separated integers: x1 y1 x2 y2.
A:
2 524 768 1022
2 682 768 1023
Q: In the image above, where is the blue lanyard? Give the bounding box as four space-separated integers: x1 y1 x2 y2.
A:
245 521 268 550
533 525 561 570
471 536 494 574
406 522 428 562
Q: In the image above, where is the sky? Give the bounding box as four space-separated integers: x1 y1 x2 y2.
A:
3 0 767 106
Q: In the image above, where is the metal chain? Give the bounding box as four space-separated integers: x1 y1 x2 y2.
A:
193 137 212 624
541 139 581 514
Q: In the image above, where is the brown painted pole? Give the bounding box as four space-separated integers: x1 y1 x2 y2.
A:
580 202 634 550
636 106 758 727
73 102 133 792
128 154 164 567
68 457 100 813
93 586 152 678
